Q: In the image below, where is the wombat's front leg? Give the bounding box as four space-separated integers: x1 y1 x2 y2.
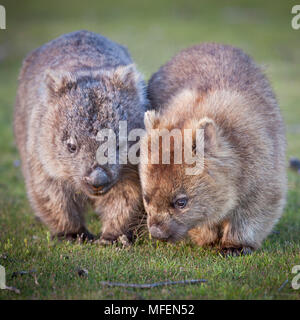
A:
93 174 143 246
219 212 266 256
27 172 93 241
188 224 219 247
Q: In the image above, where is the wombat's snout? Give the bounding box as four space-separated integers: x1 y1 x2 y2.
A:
149 225 170 240
84 167 110 189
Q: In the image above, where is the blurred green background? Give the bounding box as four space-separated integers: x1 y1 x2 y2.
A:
1 0 300 156
0 0 300 299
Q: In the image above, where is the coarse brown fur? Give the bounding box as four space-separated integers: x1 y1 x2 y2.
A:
140 43 287 255
14 30 147 243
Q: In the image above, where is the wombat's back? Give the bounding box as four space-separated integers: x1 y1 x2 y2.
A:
148 43 275 111
20 30 132 79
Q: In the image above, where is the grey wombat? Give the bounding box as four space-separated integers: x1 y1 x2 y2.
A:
14 30 147 243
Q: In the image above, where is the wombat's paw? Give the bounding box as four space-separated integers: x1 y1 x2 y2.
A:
219 246 253 257
54 229 95 243
117 234 132 247
94 238 115 246
94 234 132 247
76 230 96 243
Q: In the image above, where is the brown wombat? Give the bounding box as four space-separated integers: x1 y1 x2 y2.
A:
140 43 287 255
14 30 147 243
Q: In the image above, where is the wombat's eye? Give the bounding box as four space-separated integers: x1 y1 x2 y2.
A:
173 197 188 209
67 143 77 153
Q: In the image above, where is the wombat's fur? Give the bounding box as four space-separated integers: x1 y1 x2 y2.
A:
14 30 147 243
140 43 287 255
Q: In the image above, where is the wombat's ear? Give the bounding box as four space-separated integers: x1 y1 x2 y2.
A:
198 117 218 153
144 110 158 131
112 64 142 89
45 69 75 95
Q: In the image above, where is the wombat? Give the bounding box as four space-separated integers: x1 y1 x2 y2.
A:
140 43 287 255
14 30 147 243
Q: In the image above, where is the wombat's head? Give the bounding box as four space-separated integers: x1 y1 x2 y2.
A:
139 89 238 242
38 64 145 197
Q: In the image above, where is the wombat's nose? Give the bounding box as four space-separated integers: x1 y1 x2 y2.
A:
149 225 169 240
85 167 110 188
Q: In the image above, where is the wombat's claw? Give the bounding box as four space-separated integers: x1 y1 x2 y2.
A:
95 234 132 247
220 246 253 257
54 229 95 243
118 234 131 247
76 231 95 243
94 238 116 246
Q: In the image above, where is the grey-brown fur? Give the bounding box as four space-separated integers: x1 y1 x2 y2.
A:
141 43 287 255
14 30 147 242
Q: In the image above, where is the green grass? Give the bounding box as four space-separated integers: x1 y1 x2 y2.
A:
1 0 300 300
